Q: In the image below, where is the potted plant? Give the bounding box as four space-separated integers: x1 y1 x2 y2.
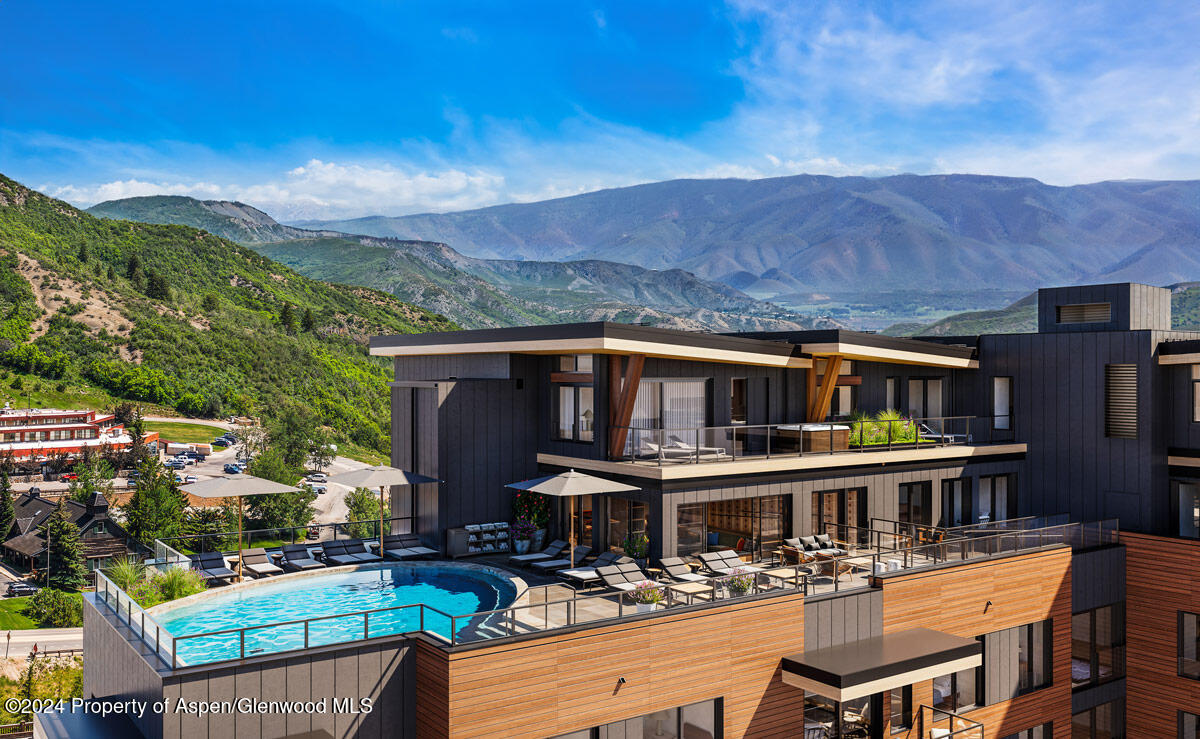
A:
512 491 550 549
629 580 664 613
725 567 755 597
623 532 650 568
510 518 536 555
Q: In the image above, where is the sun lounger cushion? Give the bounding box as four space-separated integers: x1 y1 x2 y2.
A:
508 540 567 564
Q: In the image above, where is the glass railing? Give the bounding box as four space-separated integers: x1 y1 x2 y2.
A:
155 515 417 556
612 416 1010 465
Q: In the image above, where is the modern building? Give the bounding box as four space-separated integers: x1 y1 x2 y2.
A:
79 282 1200 738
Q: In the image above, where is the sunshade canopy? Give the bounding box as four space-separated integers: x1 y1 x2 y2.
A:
327 466 440 488
504 469 640 497
180 474 301 499
781 627 982 702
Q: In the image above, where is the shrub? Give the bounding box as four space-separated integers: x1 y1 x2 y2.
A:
25 588 83 628
153 567 206 602
106 555 146 592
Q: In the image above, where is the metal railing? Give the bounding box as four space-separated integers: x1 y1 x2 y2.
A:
156 515 416 556
613 416 1003 465
95 570 176 668
917 704 984 739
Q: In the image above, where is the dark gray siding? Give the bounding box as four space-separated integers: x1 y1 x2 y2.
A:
1037 283 1170 333
803 589 882 649
391 354 511 381
1071 546 1126 613
82 596 167 739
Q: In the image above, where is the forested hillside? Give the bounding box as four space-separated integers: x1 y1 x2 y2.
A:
0 174 454 454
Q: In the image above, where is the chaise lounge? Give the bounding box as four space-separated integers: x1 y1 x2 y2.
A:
596 562 654 592
190 552 237 582
381 534 438 560
530 545 592 574
280 544 324 571
508 539 568 567
241 548 284 578
557 551 632 588
657 557 709 583
697 550 763 575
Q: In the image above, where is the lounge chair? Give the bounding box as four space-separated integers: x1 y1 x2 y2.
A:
530 545 592 574
597 562 653 592
191 552 236 582
320 541 360 566
241 548 284 578
697 550 762 575
637 441 695 460
658 557 709 583
666 435 729 458
508 539 568 567
341 539 382 563
280 544 324 571
558 552 631 588
381 534 437 560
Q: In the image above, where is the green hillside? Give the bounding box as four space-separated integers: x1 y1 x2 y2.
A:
0 174 455 454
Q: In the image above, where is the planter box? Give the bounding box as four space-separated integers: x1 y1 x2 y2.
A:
777 424 850 452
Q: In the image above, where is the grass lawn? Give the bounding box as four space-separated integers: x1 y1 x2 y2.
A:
144 420 227 445
0 598 37 630
337 440 389 466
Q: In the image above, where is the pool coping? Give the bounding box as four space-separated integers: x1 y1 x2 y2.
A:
146 559 528 624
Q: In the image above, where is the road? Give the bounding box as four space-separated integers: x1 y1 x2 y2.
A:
2 627 82 655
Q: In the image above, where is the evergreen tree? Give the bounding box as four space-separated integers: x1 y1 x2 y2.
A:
145 270 171 301
40 499 88 590
119 458 189 544
0 471 14 540
77 242 89 263
201 293 219 312
279 303 296 333
125 253 142 279
105 264 116 281
301 308 315 333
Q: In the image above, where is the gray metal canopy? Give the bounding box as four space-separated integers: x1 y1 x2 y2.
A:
327 466 441 554
504 469 640 496
506 470 640 566
180 474 302 581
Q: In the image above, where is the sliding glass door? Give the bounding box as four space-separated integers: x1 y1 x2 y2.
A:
811 488 868 545
674 495 792 560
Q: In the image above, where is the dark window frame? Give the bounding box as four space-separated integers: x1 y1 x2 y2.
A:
1016 620 1054 695
993 375 1013 431
1181 710 1200 739
889 684 912 734
932 667 980 714
885 376 899 411
1072 698 1125 739
1180 610 1200 680
1072 603 1125 690
551 383 595 444
898 480 933 526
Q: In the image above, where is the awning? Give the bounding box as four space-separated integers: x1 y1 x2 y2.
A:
781 627 982 702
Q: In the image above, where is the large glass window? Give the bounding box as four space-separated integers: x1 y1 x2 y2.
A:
551 698 718 739
1018 620 1053 694
898 481 932 526
730 378 747 425
1072 604 1125 689
805 692 875 738
994 376 1013 430
689 495 792 561
812 488 868 546
1072 698 1124 739
941 478 972 527
1176 481 1200 539
890 684 911 734
932 668 978 713
908 377 944 418
1192 365 1200 422
1001 725 1052 739
886 376 898 411
676 502 706 557
978 474 1017 523
1181 711 1200 739
552 355 594 443
1181 611 1200 680
608 499 647 555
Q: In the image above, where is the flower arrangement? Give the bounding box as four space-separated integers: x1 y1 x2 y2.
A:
725 567 755 595
623 532 650 560
629 580 664 605
510 518 537 541
512 491 550 528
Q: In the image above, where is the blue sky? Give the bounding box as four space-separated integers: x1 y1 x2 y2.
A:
1 0 1198 219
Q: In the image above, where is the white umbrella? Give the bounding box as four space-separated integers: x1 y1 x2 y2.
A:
505 470 640 567
181 474 301 581
327 466 439 552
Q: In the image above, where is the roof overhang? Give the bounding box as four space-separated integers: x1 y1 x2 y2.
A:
1159 353 1200 366
781 627 982 702
371 323 811 369
802 342 978 369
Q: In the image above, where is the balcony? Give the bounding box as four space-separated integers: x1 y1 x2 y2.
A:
542 416 1024 480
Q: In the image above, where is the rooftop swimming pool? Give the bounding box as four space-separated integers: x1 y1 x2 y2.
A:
152 563 517 665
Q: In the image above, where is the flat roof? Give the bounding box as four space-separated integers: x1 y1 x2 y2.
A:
371 322 812 369
735 329 978 369
781 627 982 702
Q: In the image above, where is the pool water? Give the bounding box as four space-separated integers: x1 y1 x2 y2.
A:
155 565 515 664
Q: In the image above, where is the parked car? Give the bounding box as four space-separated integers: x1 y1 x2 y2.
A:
173 474 184 483
166 460 186 470
59 472 78 481
223 463 241 474
184 475 198 484
306 472 328 484
6 582 38 598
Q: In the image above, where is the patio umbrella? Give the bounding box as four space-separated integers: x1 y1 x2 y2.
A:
327 466 440 553
181 474 302 581
505 470 640 567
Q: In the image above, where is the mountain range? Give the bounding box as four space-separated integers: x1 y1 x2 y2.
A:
88 196 835 332
291 174 1200 297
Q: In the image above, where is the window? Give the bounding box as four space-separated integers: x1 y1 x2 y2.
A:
1072 698 1124 739
1181 611 1200 680
1001 724 1052 739
1072 604 1125 689
730 378 747 424
941 478 972 527
608 499 647 555
814 360 855 419
898 481 932 526
551 698 719 739
886 377 898 411
630 379 707 430
553 385 594 442
978 474 1016 523
1181 711 1200 739
557 354 593 372
993 376 1013 430
1176 482 1200 539
908 377 944 418
932 668 978 713
1105 364 1137 439
1192 366 1200 422
1057 302 1111 324
1017 620 1053 694
890 684 911 734
686 495 791 561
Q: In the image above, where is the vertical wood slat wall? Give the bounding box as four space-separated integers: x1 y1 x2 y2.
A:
1122 532 1200 737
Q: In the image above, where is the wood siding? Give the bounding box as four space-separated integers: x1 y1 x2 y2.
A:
1122 532 1200 737
877 548 1073 739
414 592 808 739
